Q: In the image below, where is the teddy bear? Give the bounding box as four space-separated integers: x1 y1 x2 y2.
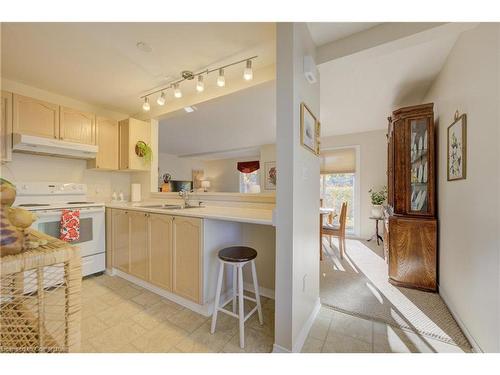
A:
0 178 40 257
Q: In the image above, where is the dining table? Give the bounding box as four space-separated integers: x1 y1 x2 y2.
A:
320 207 337 256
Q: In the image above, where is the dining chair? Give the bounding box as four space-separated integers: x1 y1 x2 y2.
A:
321 202 347 259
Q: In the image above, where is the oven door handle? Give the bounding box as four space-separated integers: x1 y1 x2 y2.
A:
34 207 105 218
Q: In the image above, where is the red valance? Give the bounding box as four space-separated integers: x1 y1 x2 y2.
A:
237 160 260 173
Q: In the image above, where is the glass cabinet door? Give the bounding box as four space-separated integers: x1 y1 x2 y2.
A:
409 118 429 214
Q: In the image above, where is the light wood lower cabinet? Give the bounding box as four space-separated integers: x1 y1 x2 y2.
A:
129 211 149 281
172 216 203 304
149 214 173 291
110 209 202 302
112 209 130 273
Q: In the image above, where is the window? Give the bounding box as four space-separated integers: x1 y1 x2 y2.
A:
239 170 260 193
320 173 355 232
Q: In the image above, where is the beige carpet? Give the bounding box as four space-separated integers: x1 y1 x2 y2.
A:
320 238 471 349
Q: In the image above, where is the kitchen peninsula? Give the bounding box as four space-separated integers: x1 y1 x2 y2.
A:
105 200 275 316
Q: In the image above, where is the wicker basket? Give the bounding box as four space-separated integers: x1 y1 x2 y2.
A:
0 232 81 353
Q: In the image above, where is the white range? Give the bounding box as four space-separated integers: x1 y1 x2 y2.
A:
14 182 105 276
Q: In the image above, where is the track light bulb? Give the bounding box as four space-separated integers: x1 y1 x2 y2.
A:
243 60 253 81
142 97 150 112
196 75 205 92
217 68 225 87
173 84 182 98
157 92 166 106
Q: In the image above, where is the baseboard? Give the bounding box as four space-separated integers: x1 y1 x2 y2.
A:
113 269 255 318
439 284 483 353
113 269 221 317
292 297 321 353
272 343 291 353
243 281 275 300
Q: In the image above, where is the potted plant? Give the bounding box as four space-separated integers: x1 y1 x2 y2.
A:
135 141 153 163
369 186 387 218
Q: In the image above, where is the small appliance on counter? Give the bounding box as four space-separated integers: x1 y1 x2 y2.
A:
14 182 105 277
131 183 141 202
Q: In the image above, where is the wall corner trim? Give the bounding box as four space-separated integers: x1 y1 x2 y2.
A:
292 297 322 353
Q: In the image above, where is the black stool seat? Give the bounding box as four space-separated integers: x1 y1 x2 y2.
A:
218 246 257 262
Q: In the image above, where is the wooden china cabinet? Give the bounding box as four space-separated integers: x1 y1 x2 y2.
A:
386 103 437 292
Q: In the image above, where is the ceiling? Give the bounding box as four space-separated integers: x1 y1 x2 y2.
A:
307 23 382 46
159 81 275 157
319 34 459 136
1 22 275 115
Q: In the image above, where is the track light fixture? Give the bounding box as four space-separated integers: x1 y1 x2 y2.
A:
243 59 253 81
157 91 166 106
196 75 205 92
217 68 225 87
142 97 150 112
140 55 257 111
173 83 182 98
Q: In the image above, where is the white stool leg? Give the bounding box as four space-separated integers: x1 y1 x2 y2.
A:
251 260 263 325
238 264 245 348
211 261 224 334
232 265 237 314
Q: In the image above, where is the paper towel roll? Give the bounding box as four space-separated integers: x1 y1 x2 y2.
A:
131 183 142 202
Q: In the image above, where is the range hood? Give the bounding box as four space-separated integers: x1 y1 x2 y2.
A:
13 134 98 159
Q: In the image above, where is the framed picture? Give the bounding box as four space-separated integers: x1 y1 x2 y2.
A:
264 162 277 190
192 169 205 190
300 102 319 155
447 113 467 181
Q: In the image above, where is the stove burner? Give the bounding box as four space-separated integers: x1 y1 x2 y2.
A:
66 201 95 204
18 203 51 207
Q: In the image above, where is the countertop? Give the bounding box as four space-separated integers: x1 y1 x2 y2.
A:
106 202 274 226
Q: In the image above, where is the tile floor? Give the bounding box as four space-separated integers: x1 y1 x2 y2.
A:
79 274 275 353
302 306 472 353
80 273 471 353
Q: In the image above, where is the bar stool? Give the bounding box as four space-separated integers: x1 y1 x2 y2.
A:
210 246 263 348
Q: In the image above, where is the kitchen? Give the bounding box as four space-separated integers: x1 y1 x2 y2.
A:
0 22 278 352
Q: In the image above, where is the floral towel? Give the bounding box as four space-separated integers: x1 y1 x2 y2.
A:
60 209 80 242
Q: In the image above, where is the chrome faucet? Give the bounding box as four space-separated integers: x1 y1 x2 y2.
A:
179 189 194 208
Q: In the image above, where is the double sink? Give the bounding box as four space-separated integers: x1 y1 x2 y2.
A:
140 204 201 210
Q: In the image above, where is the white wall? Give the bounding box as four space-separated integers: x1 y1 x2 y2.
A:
204 156 258 193
423 23 500 352
321 130 387 238
275 23 320 352
158 144 276 194
158 153 205 182
1 153 132 202
260 143 277 193
0 78 135 201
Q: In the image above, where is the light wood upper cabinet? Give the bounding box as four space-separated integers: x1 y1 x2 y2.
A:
112 209 130 273
119 118 150 171
1 91 13 162
172 216 203 303
149 214 173 291
13 94 59 139
129 211 149 281
88 117 119 170
60 106 95 145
